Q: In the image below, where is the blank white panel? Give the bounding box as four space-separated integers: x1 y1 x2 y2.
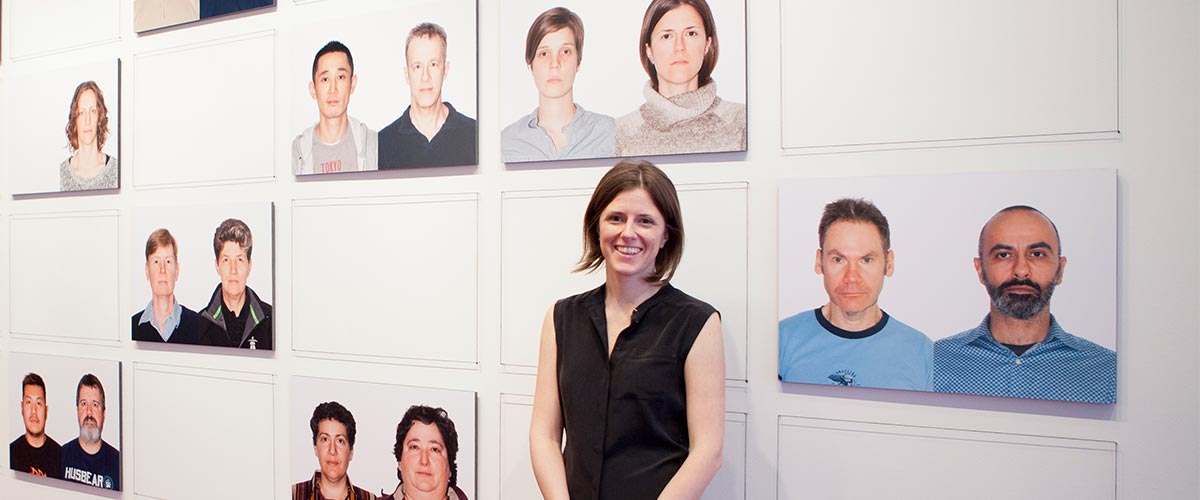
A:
670 186 749 381
702 413 747 500
9 212 120 342
501 396 746 499
500 189 602 371
292 195 478 363
499 395 540 500
777 417 1116 500
133 33 275 187
781 0 1118 149
133 364 274 500
501 185 749 381
9 0 120 58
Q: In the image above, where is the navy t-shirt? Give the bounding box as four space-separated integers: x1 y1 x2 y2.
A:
62 439 120 490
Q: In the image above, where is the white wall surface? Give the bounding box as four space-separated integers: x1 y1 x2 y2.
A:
777 416 1117 499
1 1 1197 500
781 0 1119 152
9 211 121 343
132 363 275 499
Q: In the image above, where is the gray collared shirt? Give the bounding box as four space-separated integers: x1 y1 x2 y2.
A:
501 104 615 162
138 298 183 342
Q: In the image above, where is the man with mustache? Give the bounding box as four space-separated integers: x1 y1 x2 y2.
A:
10 373 62 478
933 206 1116 403
778 198 933 390
378 22 477 169
61 374 120 490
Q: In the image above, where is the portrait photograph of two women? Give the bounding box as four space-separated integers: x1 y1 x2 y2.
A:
284 0 746 177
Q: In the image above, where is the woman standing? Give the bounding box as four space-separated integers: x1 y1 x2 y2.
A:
60 81 118 191
530 160 725 499
615 0 746 156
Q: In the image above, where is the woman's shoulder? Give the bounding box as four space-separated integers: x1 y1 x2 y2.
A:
575 105 616 127
615 107 644 131
554 284 606 310
651 283 718 319
674 285 718 311
501 107 538 137
709 96 746 125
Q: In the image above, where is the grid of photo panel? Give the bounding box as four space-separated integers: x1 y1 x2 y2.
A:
0 0 1145 498
289 377 476 499
498 0 747 162
130 202 275 350
777 169 1117 404
8 353 123 491
5 59 121 195
286 0 478 174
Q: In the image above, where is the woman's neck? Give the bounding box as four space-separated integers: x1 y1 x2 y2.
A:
656 77 700 98
71 146 106 177
604 271 662 315
399 482 450 500
536 95 576 129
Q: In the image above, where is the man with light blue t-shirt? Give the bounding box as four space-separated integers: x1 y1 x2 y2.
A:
778 198 933 390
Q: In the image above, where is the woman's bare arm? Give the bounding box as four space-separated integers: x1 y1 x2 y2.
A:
658 312 725 500
530 306 571 499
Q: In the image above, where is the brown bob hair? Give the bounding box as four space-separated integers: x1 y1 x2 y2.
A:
524 7 585 66
638 0 719 93
576 159 684 283
65 81 110 152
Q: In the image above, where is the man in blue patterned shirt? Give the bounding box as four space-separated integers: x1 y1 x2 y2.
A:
933 206 1116 403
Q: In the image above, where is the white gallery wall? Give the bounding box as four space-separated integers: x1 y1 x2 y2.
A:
1 0 1197 499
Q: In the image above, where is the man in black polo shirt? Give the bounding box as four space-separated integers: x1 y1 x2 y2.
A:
378 22 477 169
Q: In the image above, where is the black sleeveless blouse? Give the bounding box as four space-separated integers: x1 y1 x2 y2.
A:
554 283 717 499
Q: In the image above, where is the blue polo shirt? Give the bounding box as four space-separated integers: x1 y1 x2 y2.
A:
933 315 1117 403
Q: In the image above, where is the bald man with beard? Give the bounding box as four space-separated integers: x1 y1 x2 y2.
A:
933 206 1116 403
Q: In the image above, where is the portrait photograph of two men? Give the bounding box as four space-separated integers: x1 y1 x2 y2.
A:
778 170 1117 404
